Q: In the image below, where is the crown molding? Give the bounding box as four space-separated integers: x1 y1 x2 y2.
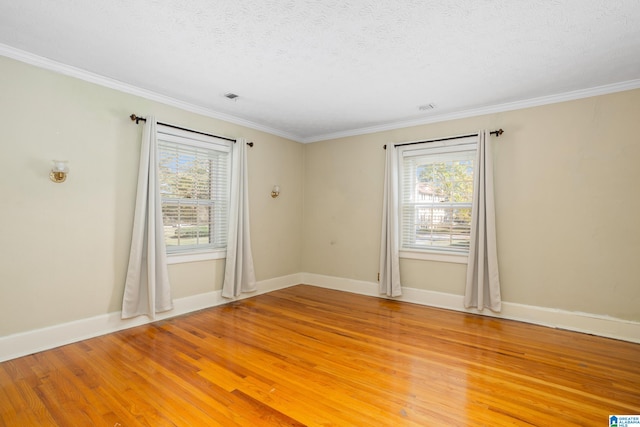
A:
0 43 302 142
301 79 640 143
2 43 639 145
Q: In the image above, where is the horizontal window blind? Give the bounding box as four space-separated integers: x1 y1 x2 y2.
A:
400 141 476 254
157 125 231 253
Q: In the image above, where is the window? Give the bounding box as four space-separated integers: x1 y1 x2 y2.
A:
157 125 231 256
399 136 477 257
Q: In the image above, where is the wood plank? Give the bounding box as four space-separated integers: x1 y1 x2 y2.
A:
1 285 638 426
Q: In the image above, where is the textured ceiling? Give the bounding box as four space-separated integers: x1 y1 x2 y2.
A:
1 0 639 142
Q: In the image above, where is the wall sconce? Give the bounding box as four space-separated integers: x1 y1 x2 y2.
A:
50 160 69 183
271 184 280 198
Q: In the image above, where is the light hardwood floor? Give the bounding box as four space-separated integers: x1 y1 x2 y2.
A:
1 285 639 426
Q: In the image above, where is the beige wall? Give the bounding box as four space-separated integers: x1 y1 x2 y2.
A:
2 53 638 339
302 89 640 321
0 56 304 336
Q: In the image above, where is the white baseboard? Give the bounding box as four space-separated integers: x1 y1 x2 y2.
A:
0 273 303 363
301 273 640 344
3 272 637 363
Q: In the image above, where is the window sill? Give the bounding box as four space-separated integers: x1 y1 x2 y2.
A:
166 250 226 264
399 250 468 264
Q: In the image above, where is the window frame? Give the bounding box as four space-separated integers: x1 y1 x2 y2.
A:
397 135 477 264
156 124 232 264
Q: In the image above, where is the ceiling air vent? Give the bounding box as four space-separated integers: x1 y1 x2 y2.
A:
418 103 437 111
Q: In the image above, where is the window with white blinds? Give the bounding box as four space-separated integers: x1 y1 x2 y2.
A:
399 136 477 254
157 125 232 254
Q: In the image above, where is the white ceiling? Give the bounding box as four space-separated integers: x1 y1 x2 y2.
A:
1 0 639 142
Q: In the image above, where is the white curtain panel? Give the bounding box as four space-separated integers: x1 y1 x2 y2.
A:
379 145 402 297
222 138 257 298
464 130 502 311
121 116 173 319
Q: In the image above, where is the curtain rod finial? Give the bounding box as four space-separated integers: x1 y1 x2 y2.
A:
130 114 146 124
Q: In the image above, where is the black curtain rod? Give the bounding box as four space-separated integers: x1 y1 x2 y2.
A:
383 129 503 149
130 114 253 147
